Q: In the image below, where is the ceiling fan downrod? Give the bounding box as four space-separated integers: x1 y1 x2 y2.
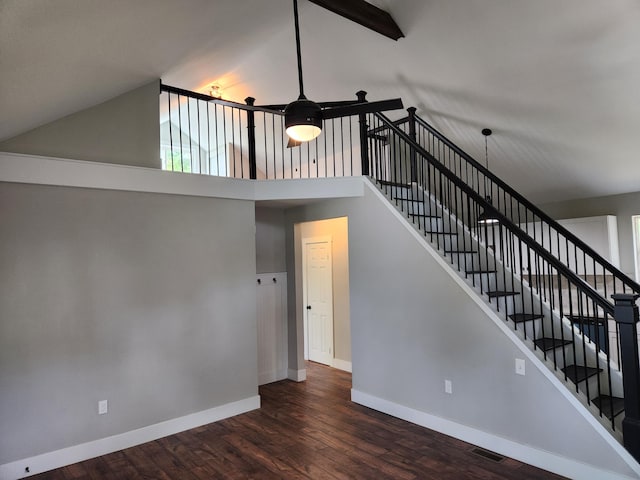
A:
285 0 323 142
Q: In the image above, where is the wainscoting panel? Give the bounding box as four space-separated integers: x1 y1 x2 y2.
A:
256 272 288 385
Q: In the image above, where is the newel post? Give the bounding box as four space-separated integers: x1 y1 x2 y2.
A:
356 90 370 176
245 97 257 180
407 107 417 183
613 293 640 462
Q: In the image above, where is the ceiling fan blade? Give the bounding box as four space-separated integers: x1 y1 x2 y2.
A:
255 104 286 114
316 99 360 108
321 98 404 119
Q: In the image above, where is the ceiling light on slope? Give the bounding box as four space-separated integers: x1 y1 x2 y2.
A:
478 128 500 225
209 83 222 99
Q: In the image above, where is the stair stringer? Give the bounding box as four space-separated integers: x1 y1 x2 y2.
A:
362 177 640 479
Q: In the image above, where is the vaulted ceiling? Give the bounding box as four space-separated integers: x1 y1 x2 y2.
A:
2 0 639 203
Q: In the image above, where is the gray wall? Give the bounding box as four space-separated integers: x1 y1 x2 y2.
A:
0 182 257 463
284 185 637 478
0 81 160 169
255 206 287 274
539 190 640 278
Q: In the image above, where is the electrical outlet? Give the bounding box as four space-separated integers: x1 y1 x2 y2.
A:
98 400 108 415
515 358 526 376
444 379 452 394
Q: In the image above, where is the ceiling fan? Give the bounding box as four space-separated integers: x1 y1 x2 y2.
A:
258 0 404 144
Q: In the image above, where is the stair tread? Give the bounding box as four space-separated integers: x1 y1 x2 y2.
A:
487 290 520 298
445 249 477 254
567 315 607 325
378 180 411 188
509 313 544 323
561 365 602 384
408 213 440 218
425 231 457 236
592 395 625 420
466 269 497 274
534 337 572 351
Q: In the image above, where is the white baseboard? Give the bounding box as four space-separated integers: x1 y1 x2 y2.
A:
332 358 352 373
259 369 288 386
288 368 307 382
0 395 260 480
351 389 637 480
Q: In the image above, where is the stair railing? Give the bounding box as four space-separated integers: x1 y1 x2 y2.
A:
395 114 640 304
366 111 625 432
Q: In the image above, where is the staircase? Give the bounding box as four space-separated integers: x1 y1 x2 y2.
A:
365 111 640 446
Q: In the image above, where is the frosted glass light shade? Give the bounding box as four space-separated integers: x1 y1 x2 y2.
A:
286 124 322 142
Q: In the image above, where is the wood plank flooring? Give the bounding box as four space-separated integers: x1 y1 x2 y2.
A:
29 362 565 479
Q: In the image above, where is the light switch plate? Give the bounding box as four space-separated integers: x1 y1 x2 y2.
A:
515 358 526 376
444 379 452 394
98 400 108 415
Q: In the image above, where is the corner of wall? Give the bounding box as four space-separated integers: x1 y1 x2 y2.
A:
0 79 161 169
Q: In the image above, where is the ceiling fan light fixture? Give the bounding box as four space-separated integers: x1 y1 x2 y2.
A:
284 98 323 142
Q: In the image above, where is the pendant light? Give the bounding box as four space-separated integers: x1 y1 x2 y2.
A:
477 128 499 225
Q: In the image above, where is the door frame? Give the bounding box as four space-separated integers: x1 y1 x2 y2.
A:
302 235 333 362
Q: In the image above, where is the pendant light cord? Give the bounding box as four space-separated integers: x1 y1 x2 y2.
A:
481 128 492 199
484 135 489 170
293 0 306 99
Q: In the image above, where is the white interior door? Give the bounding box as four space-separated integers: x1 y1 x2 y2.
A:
304 238 333 366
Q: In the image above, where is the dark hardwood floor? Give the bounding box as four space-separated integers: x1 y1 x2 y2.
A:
30 362 565 479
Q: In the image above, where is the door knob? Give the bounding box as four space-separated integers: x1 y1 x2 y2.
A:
306 305 312 310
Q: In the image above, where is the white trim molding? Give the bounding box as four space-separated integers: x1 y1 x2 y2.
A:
352 389 637 480
332 358 352 373
0 152 364 203
287 369 307 382
0 396 260 480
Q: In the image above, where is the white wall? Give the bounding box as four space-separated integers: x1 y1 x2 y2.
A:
539 190 640 278
0 181 258 465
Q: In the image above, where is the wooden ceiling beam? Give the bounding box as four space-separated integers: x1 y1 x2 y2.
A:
308 0 404 41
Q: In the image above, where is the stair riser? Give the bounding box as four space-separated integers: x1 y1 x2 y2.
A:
467 272 497 292
395 199 433 215
583 373 604 399
536 344 575 369
427 234 460 251
514 319 541 341
393 189 427 201
491 295 519 315
449 253 490 273
413 217 444 233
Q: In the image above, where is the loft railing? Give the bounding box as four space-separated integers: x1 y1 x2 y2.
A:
159 83 362 179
